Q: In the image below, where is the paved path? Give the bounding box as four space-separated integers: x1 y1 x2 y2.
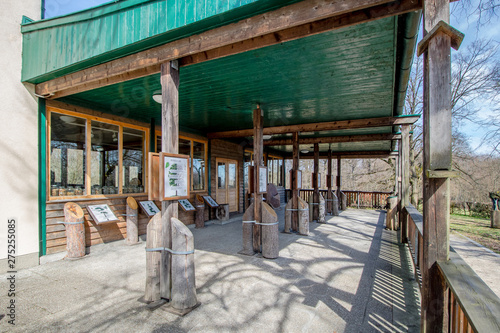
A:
450 233 500 298
0 208 420 332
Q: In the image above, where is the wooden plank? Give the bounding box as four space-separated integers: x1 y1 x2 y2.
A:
253 107 264 252
35 0 404 98
437 251 500 333
263 133 401 146
292 132 299 232
208 116 420 139
181 0 423 67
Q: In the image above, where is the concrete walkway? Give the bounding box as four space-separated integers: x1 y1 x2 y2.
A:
0 208 420 332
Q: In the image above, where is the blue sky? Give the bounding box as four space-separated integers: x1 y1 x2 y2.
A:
44 0 499 154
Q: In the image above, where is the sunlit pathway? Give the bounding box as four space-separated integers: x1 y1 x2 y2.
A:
0 208 420 332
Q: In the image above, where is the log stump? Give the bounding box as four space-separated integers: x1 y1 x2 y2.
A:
492 210 500 229
386 196 398 230
261 202 279 259
171 217 197 310
298 197 309 236
145 212 162 303
195 195 205 229
240 203 255 255
63 202 86 259
126 197 139 245
340 191 347 211
284 200 292 233
318 194 326 223
332 192 339 216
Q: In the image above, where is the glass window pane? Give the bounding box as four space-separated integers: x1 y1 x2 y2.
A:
268 159 273 185
91 121 119 195
123 127 145 193
50 113 86 197
228 163 236 188
179 138 191 156
156 135 161 153
192 141 205 190
218 162 226 189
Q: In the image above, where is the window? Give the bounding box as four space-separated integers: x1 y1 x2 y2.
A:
49 109 148 198
267 156 283 187
156 134 207 191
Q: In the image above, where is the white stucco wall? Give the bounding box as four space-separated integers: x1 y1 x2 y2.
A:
0 1 41 271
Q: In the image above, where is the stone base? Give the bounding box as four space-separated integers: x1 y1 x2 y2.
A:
491 210 500 229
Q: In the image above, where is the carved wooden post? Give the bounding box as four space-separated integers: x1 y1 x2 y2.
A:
145 212 162 302
195 195 205 229
292 132 300 231
253 107 264 252
241 203 255 255
298 197 309 235
171 217 197 310
327 148 333 215
63 202 85 258
400 125 410 243
337 156 342 210
420 0 463 330
126 197 139 245
261 202 279 259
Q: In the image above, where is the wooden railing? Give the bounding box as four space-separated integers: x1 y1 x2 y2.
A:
405 204 500 332
285 189 391 209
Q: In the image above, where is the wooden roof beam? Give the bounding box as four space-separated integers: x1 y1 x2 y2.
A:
208 115 420 139
34 0 421 99
264 133 401 146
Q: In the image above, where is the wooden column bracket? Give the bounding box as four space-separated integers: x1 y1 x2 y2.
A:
417 20 464 57
426 170 459 179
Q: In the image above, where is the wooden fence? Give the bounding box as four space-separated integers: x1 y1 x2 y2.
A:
405 204 500 332
285 189 391 209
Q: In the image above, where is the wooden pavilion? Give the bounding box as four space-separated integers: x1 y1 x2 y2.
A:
21 0 499 331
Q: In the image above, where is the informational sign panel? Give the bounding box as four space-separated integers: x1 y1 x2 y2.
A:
148 153 160 201
160 153 190 201
87 204 119 224
317 173 321 188
297 170 302 189
258 166 268 193
178 199 196 212
139 200 160 217
203 196 219 208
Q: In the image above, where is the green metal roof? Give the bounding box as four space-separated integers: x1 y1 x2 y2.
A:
21 0 303 83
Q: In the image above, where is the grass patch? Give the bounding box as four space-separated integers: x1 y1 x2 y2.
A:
450 214 500 254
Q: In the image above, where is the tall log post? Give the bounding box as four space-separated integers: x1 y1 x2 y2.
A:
337 156 342 210
327 148 333 214
253 107 264 252
400 125 410 243
63 202 85 258
126 197 139 245
145 212 162 302
160 60 179 300
313 143 320 221
292 132 300 232
421 0 454 330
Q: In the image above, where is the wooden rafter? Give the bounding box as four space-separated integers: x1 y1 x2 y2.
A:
208 116 420 139
34 0 422 99
263 133 401 146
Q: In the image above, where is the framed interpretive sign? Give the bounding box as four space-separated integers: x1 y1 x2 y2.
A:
139 200 160 217
160 153 190 201
178 199 196 212
258 166 268 193
297 170 302 189
148 153 160 201
87 204 119 224
203 196 219 208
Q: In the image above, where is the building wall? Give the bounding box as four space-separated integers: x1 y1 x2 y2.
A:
0 1 41 273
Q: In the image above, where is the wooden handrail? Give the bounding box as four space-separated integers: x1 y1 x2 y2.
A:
405 204 500 333
284 189 392 209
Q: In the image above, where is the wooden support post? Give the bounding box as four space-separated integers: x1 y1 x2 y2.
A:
421 0 453 331
145 212 162 302
337 156 342 210
327 148 333 214
401 125 410 243
160 60 179 301
63 202 85 258
313 143 320 221
253 107 264 252
292 132 300 232
126 197 139 245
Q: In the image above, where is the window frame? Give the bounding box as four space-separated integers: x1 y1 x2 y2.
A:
47 107 149 201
